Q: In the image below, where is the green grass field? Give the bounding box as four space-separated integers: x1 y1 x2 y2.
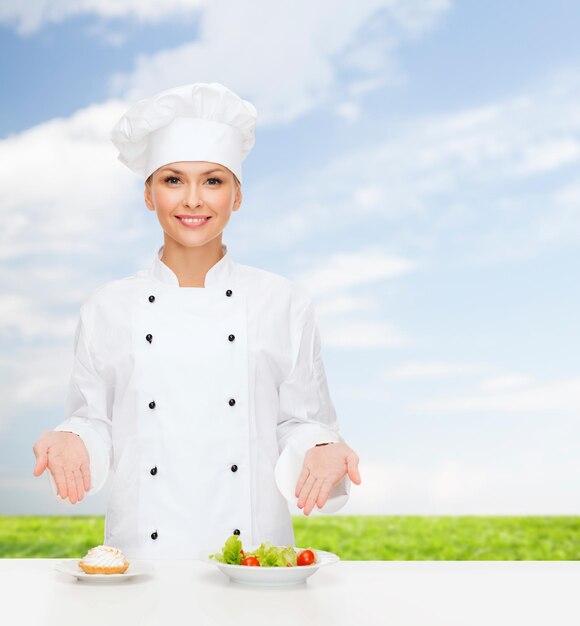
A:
1 516 578 559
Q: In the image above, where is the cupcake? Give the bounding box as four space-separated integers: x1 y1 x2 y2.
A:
78 545 129 574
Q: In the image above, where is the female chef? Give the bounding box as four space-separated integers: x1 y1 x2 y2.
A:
32 82 361 560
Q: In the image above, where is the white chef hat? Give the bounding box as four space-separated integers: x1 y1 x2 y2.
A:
110 82 257 184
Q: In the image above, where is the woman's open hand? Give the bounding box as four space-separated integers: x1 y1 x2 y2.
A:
295 442 361 515
32 431 91 504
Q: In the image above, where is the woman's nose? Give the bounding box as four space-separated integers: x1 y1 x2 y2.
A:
183 184 203 207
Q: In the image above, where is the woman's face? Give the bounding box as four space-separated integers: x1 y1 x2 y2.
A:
144 161 242 251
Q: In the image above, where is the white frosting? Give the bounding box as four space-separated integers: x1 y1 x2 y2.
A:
80 545 127 567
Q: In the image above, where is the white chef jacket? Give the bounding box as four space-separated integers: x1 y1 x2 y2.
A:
52 243 349 560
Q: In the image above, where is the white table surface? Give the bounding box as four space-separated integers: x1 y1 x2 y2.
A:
1 559 578 626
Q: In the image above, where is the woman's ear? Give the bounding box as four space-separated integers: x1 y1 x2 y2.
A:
233 184 242 212
144 184 155 212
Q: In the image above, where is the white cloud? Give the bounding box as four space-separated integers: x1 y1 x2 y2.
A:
513 137 580 176
108 0 451 126
384 361 492 380
315 294 377 317
0 99 140 260
292 247 418 296
339 458 580 514
347 76 391 97
353 185 385 213
0 471 112 515
0 345 73 431
85 21 128 47
386 0 451 37
0 294 77 340
412 376 580 415
285 247 416 350
319 318 408 349
275 69 580 265
0 0 205 35
479 375 532 392
334 102 360 123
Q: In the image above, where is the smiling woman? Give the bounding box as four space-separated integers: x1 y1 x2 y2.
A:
142 160 243 286
31 82 361 561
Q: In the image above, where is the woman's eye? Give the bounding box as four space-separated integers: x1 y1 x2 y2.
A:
163 176 221 185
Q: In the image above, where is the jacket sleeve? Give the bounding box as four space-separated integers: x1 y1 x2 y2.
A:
275 298 350 511
51 304 113 498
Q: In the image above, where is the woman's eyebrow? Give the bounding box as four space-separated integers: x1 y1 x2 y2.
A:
162 167 224 176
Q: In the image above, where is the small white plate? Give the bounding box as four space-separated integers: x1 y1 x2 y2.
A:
54 559 154 582
204 548 339 587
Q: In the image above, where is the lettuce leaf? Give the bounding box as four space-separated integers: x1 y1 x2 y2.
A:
209 534 243 565
246 541 298 567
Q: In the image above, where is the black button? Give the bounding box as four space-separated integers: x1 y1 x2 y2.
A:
231 464 238 472
146 334 153 343
148 295 155 303
226 289 233 297
150 466 157 476
229 398 236 406
149 401 156 409
233 529 240 535
151 531 158 540
228 334 235 342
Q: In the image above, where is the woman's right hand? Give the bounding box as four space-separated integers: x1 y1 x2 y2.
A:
32 431 91 504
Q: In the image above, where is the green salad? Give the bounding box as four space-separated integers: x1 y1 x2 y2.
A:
209 534 317 567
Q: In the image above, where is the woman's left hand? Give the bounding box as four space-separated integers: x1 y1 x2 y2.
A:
295 442 361 515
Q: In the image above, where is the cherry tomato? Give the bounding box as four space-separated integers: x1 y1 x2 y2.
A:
297 549 316 566
240 549 245 557
241 556 260 566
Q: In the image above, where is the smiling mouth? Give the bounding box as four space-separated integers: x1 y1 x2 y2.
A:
177 215 211 221
176 216 212 226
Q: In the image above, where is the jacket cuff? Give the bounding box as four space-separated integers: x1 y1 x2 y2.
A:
282 422 342 450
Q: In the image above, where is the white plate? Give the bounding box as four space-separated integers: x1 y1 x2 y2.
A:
54 559 154 582
204 548 339 587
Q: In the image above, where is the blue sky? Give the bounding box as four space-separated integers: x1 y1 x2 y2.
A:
1 0 579 516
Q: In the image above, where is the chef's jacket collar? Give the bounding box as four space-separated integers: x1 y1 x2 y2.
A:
149 243 234 287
